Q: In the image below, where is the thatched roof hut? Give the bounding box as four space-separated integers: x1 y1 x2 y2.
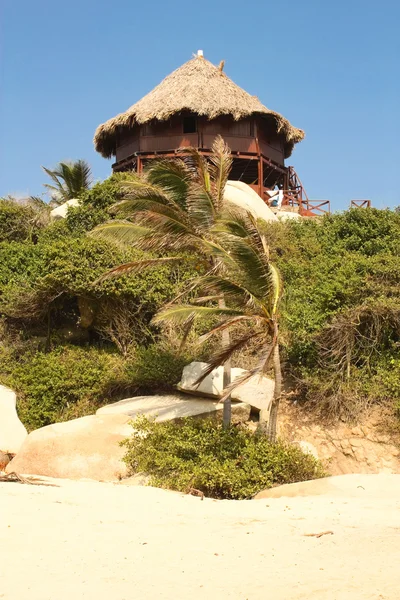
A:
94 54 304 160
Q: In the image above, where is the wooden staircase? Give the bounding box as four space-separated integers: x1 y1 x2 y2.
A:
283 167 331 217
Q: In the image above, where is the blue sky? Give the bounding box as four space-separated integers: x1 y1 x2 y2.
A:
1 0 399 210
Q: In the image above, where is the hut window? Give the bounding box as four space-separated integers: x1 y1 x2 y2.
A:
183 116 197 134
142 123 154 136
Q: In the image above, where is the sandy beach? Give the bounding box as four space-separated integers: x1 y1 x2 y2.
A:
1 474 400 599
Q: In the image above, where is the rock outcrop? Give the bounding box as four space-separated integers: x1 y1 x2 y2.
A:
7 394 251 481
178 361 273 413
96 393 251 424
0 385 27 454
49 198 80 220
279 400 400 475
6 414 132 481
224 181 278 223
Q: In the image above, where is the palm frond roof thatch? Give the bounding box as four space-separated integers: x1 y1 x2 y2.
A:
94 55 305 159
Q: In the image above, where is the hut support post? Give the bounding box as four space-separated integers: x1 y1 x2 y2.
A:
258 157 263 199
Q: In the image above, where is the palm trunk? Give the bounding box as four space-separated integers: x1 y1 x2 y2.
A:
219 298 231 429
267 341 282 442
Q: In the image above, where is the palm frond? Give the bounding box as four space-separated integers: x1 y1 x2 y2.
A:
42 166 63 188
118 178 189 218
219 339 275 402
42 160 92 201
194 331 265 386
72 160 92 191
197 315 264 344
185 183 216 234
133 209 200 250
196 275 262 310
90 221 150 246
27 196 48 208
145 159 191 208
178 314 195 352
210 212 276 304
208 135 232 212
112 188 171 215
178 147 210 192
270 263 282 316
153 304 242 327
95 256 183 284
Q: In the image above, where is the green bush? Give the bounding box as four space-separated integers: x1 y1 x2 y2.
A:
5 346 126 430
122 417 324 499
0 230 197 343
126 345 192 391
65 173 134 234
0 198 46 242
260 210 400 419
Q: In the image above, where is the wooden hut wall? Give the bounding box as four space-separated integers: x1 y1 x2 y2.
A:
256 118 284 165
115 129 140 161
114 114 285 166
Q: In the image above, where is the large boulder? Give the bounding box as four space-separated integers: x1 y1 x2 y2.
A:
178 362 274 413
0 385 27 454
96 393 251 425
6 414 132 481
224 181 278 223
49 198 80 220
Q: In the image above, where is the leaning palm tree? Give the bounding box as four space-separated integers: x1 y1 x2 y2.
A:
92 136 231 258
92 136 234 425
153 210 283 441
42 159 92 205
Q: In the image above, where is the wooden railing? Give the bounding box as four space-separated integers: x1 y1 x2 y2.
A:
350 199 371 208
301 200 331 216
279 191 330 217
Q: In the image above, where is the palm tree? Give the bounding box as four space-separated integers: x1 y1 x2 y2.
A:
153 210 283 441
93 136 235 426
91 136 231 257
42 160 92 205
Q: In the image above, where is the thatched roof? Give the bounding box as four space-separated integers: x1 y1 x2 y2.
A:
94 55 305 159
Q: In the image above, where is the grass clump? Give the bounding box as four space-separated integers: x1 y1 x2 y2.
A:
122 417 324 499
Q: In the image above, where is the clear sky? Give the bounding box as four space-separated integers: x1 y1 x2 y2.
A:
1 0 399 210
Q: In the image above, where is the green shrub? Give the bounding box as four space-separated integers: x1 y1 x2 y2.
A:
5 346 126 430
65 173 134 233
259 210 400 419
122 417 324 499
126 345 192 391
0 198 46 242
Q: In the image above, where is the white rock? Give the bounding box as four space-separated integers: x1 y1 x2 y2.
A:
0 385 27 454
178 362 274 412
96 393 250 424
178 362 225 397
6 414 133 481
50 198 80 220
224 181 278 223
233 375 274 413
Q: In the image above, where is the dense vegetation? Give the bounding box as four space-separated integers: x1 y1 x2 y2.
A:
122 416 324 499
263 208 400 420
0 178 198 429
0 178 399 432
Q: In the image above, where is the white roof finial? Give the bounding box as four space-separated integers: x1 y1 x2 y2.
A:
197 49 204 57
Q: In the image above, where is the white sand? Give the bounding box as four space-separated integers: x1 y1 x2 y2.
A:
1 474 400 599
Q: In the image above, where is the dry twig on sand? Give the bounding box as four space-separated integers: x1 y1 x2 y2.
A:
304 530 334 538
0 472 58 487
